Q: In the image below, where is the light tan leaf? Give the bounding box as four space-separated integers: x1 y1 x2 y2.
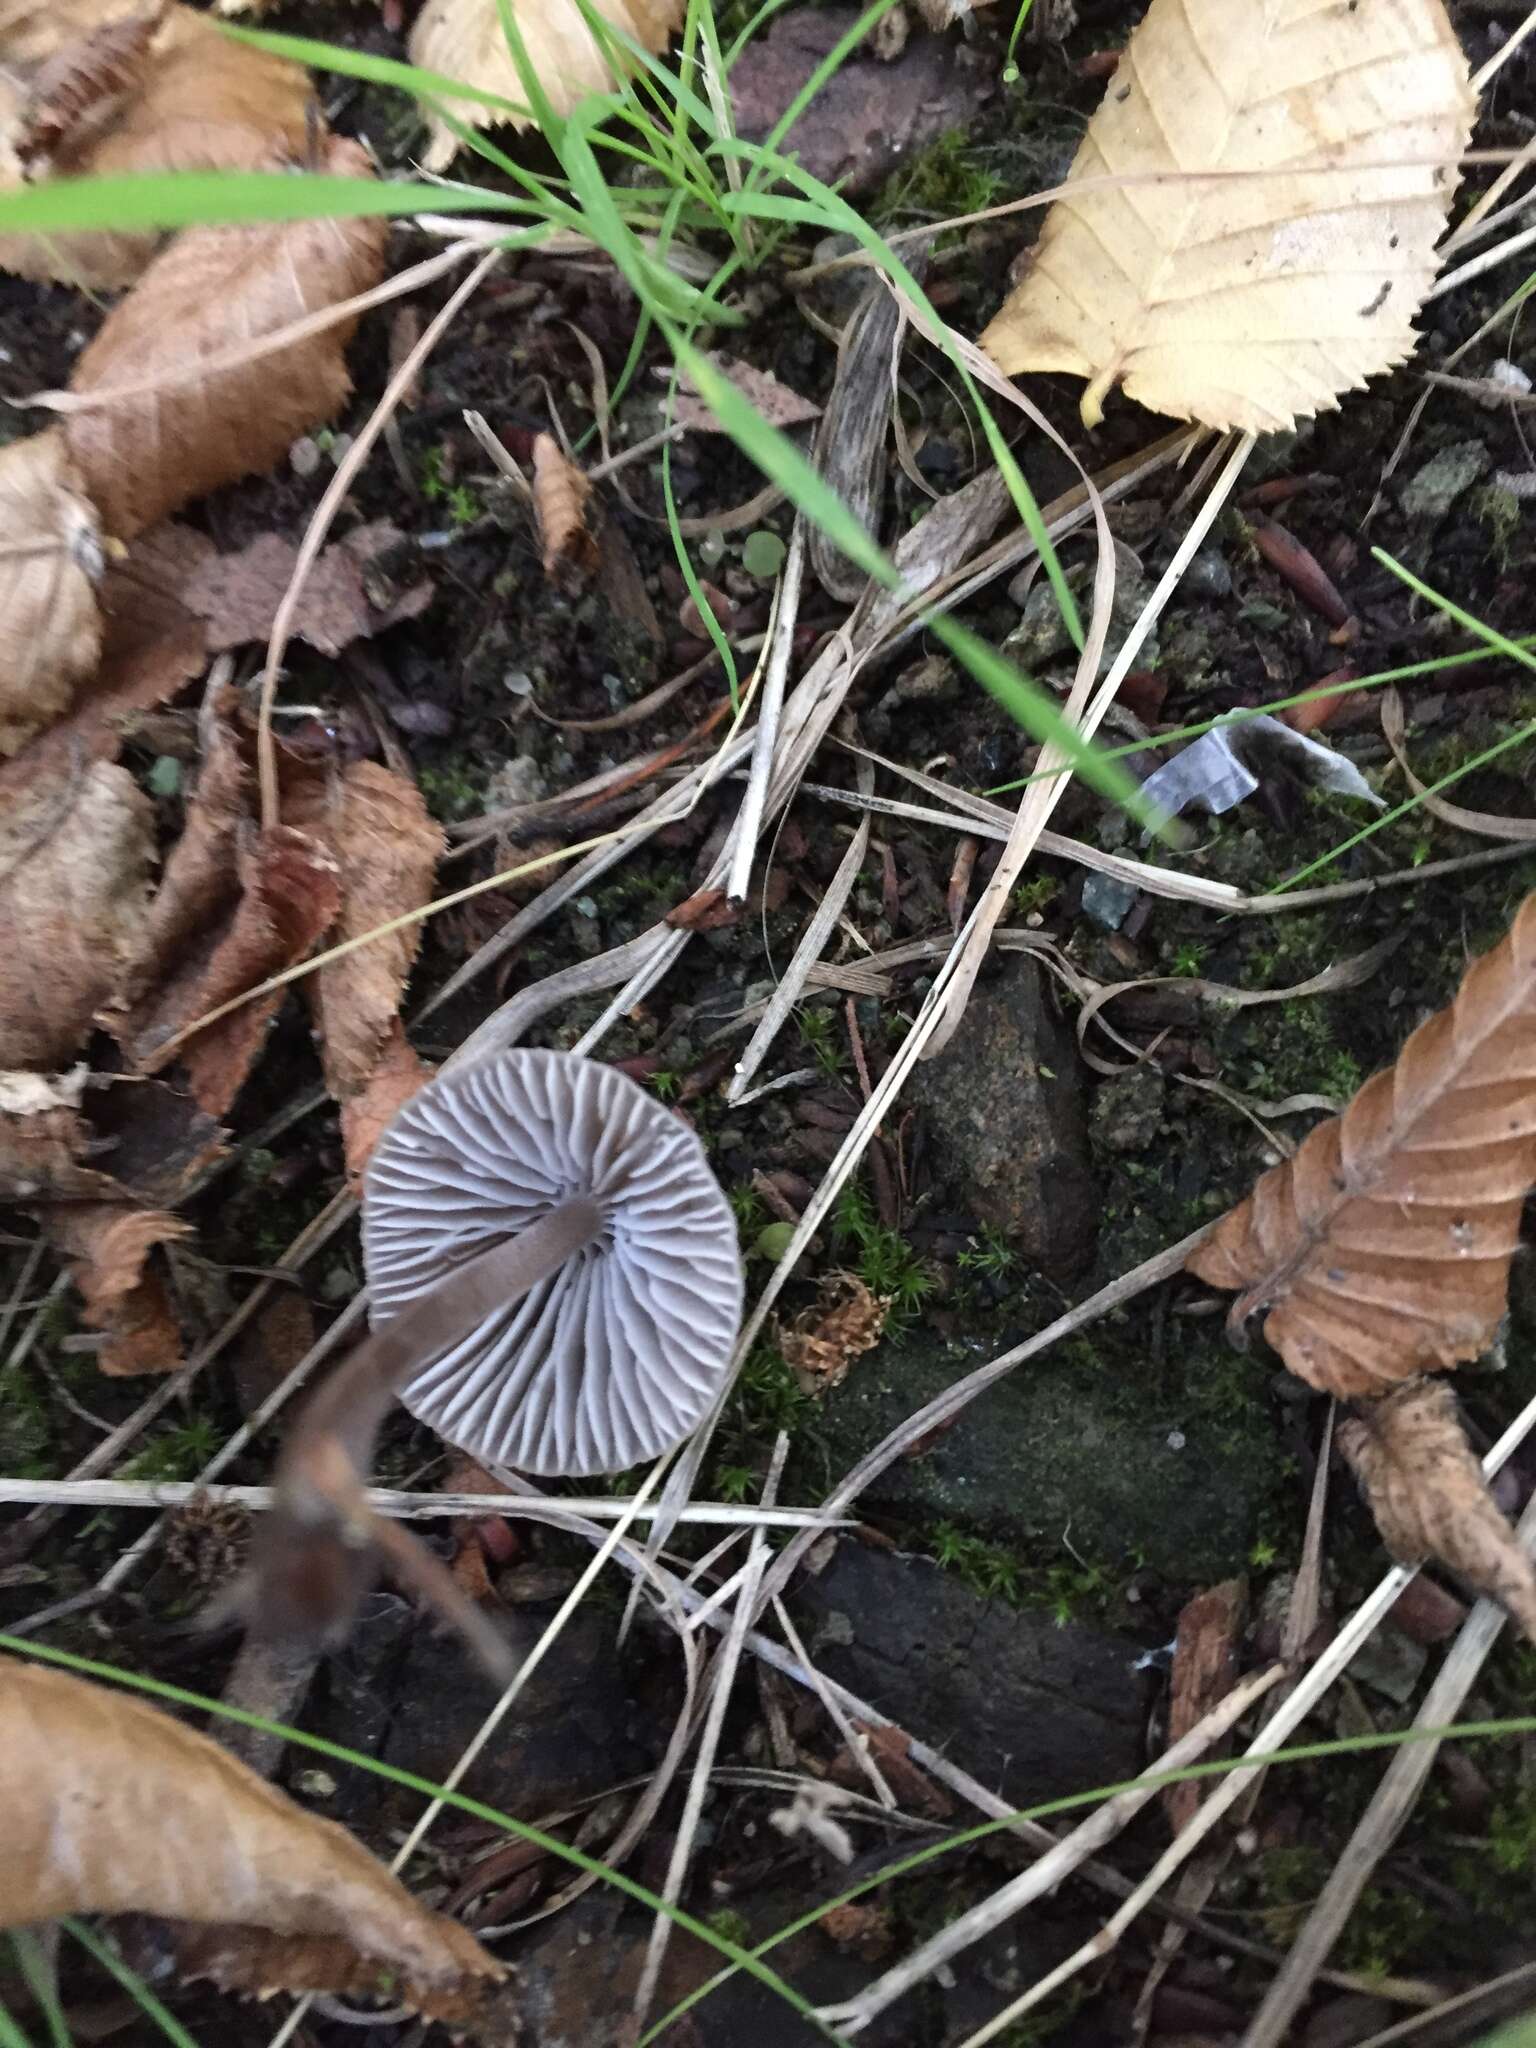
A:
0 6 313 290
0 1657 506 2009
1187 891 1536 1399
0 0 149 65
410 0 684 170
290 759 443 1101
1338 1378 1536 1643
777 1272 889 1396
339 1019 431 1182
64 134 388 537
0 430 103 758
980 0 1475 431
0 757 153 1070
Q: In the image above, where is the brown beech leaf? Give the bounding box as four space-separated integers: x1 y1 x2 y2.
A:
0 430 104 758
0 0 150 65
410 0 683 170
114 824 342 1118
64 135 388 537
0 1657 506 2011
1186 891 1536 1398
0 1069 119 1202
1338 1378 1536 1643
130 519 432 659
0 7 313 289
0 758 153 1070
286 757 442 1099
338 1019 431 1183
670 352 821 433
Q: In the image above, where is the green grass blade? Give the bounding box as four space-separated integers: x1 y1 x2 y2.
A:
0 169 532 237
5 1943 63 2048
0 2004 34 2048
220 21 533 120
63 1926 197 2048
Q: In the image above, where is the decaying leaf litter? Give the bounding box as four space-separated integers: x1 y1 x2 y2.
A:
4 0 1536 2040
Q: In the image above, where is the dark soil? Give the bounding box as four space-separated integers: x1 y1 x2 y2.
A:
7 0 1536 2043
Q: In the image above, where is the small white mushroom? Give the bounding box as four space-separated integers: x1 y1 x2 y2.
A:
364 1049 744 1476
250 1050 742 1664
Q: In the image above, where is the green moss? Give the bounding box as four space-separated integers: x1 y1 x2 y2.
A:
417 760 487 823
830 1177 935 1333
873 131 1001 240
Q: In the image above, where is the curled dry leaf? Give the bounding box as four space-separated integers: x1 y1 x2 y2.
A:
531 430 598 588
0 1657 507 2015
0 6 313 290
286 760 442 1175
64 134 388 537
410 0 684 170
1187 891 1536 1399
49 1201 189 1375
1339 1378 1536 1644
0 430 103 758
981 0 1474 430
0 756 153 1070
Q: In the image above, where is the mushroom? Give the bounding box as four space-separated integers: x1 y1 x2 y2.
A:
366 1047 745 1476
247 1050 743 1665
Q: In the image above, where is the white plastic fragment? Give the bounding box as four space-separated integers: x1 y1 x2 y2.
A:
1136 713 1384 833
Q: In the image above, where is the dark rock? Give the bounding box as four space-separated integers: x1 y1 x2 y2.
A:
304 1591 657 1833
806 1323 1289 1578
790 1541 1148 1811
906 957 1096 1276
730 10 995 199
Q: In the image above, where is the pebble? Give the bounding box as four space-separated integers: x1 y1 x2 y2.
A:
1400 438 1489 523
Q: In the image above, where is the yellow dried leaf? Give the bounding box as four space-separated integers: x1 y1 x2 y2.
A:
0 429 103 757
0 6 313 290
0 1657 506 2009
981 0 1474 431
1187 891 1536 1399
410 0 684 170
64 134 388 537
1339 1378 1536 1644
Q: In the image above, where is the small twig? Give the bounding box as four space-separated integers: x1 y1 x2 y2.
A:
255 247 502 830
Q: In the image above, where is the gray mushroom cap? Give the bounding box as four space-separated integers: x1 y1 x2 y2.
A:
362 1049 745 1476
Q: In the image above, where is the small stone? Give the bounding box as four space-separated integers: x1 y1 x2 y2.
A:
147 755 182 799
503 668 535 698
1082 873 1140 931
292 1768 338 1800
1350 1624 1427 1704
1400 439 1490 523
906 955 1095 1276
288 435 321 478
1091 1068 1165 1154
1183 546 1232 598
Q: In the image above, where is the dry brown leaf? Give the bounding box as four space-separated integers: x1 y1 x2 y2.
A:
1338 1378 1536 1643
339 1018 431 1183
671 352 822 434
0 757 153 1070
1187 891 1536 1398
531 430 597 588
0 7 313 290
129 520 432 659
0 430 104 758
49 1200 189 1375
64 135 388 537
980 0 1474 431
1163 1577 1246 1836
0 1657 506 2007
0 1070 121 1202
115 824 342 1117
286 756 441 1093
410 0 683 170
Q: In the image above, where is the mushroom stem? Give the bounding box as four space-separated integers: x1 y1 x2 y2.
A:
248 1196 604 1661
